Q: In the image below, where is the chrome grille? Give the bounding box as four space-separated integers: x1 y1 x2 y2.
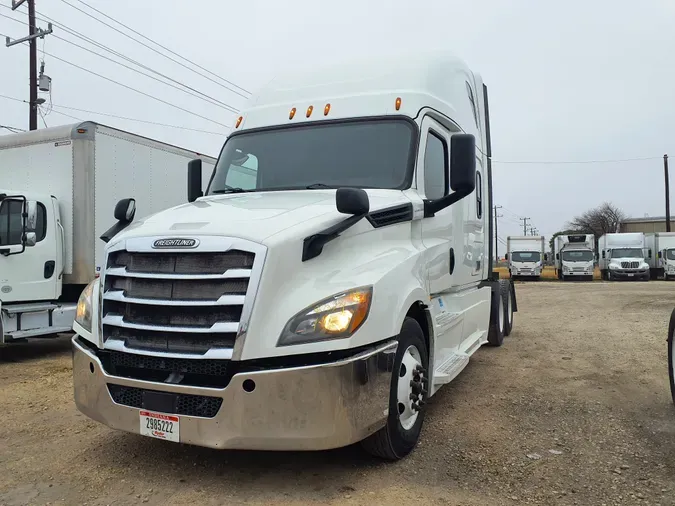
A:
101 241 263 357
621 261 640 269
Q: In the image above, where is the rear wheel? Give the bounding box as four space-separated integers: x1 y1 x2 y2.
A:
500 280 514 337
361 317 429 460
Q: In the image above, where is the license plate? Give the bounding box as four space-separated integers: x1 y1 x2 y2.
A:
628 273 634 277
140 410 179 442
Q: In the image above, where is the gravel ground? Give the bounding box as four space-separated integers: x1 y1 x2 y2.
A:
1 281 674 506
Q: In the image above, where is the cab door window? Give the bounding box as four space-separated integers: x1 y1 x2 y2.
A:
423 131 448 200
0 200 47 245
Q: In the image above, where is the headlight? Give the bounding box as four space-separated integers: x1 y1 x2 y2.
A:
609 264 619 269
75 279 96 333
277 287 373 346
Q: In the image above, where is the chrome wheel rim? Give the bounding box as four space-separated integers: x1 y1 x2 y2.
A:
397 345 425 430
507 290 513 326
499 296 505 333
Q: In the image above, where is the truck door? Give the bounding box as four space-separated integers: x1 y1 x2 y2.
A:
0 197 58 302
418 116 465 352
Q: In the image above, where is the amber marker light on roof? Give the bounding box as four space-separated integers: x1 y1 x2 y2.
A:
235 116 243 128
324 103 331 116
395 97 402 111
306 105 314 118
289 107 297 120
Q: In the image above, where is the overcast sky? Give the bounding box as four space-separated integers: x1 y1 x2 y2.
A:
1 0 674 242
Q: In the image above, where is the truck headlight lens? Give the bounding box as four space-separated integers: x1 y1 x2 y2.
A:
609 264 619 269
75 279 96 333
277 287 373 346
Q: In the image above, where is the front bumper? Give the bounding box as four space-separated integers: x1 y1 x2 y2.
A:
609 270 649 280
72 337 396 451
562 270 593 277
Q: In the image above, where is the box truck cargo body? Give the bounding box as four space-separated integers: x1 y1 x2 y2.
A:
506 236 546 280
0 122 216 342
645 232 675 280
598 233 649 281
554 234 595 281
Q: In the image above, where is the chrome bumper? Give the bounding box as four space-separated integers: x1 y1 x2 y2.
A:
72 337 396 451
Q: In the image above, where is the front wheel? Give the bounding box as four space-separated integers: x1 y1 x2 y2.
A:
361 317 429 460
668 309 675 406
500 279 514 337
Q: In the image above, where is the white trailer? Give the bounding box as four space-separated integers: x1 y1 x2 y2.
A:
645 232 675 280
70 52 519 460
554 234 595 281
506 236 546 280
0 122 216 343
598 232 649 281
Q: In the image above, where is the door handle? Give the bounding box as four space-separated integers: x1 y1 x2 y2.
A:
449 248 455 274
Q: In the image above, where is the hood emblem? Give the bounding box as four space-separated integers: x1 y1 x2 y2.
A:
152 238 199 249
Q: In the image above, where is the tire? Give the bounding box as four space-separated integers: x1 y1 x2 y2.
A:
668 308 675 406
500 279 514 337
487 285 505 346
361 317 429 460
607 270 612 281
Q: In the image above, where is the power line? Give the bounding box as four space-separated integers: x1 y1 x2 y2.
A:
0 93 228 135
56 0 250 99
0 32 230 128
492 156 661 165
72 0 250 95
1 9 239 113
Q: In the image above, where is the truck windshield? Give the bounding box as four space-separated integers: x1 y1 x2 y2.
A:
207 119 416 193
610 248 642 258
562 250 594 262
666 249 675 261
511 251 541 262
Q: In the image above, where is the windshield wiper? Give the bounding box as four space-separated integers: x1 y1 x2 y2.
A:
211 186 254 194
305 183 335 189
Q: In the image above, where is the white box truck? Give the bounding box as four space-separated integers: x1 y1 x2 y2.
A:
645 232 675 280
0 122 216 343
554 234 595 281
598 232 649 281
506 236 546 280
70 52 520 460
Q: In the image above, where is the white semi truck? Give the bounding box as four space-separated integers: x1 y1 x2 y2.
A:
0 122 216 343
554 234 595 281
598 232 649 281
70 52 519 460
645 232 675 280
506 236 547 280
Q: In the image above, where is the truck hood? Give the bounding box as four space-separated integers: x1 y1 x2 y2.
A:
111 189 413 246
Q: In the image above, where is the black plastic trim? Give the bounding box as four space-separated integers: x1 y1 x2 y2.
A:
483 83 494 279
366 203 413 228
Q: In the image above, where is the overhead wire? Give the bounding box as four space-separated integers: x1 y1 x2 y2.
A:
0 9 239 113
492 156 661 165
56 0 250 99
0 93 228 135
72 0 250 95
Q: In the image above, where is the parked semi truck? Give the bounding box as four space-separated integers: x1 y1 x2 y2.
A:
645 232 675 280
70 52 519 460
506 236 546 280
0 122 216 343
598 232 649 281
554 234 595 281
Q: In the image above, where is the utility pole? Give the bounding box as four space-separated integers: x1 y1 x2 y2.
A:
665 154 671 232
493 205 502 263
5 0 53 131
520 217 530 236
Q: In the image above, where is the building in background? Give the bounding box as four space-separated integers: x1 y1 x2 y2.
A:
620 216 675 233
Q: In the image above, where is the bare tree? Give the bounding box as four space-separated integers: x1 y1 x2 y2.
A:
567 202 627 237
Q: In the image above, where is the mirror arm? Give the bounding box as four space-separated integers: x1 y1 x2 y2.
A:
423 188 472 218
302 213 366 262
100 221 132 244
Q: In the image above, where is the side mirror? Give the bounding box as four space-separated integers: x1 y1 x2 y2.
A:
24 232 37 247
24 200 38 233
188 159 203 203
648 248 652 258
114 198 136 223
424 134 476 217
602 251 606 259
450 134 477 193
505 253 509 260
544 253 549 261
336 187 369 215
556 253 560 260
658 251 663 259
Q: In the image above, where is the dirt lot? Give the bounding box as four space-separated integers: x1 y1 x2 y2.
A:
1 281 675 506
